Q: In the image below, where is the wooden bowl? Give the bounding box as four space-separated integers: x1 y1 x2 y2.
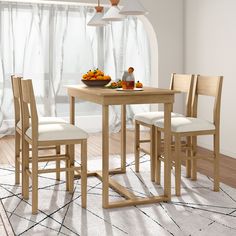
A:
81 79 111 87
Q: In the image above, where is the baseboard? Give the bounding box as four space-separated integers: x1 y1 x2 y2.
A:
198 141 236 159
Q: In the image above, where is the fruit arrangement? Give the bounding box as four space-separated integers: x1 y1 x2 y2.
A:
82 69 111 81
106 80 143 89
106 80 122 89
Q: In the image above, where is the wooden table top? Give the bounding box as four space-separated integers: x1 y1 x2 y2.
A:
67 85 178 105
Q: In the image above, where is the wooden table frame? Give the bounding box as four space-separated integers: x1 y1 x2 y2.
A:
67 86 176 208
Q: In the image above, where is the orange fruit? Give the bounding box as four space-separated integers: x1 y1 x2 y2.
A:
136 81 143 88
88 71 94 77
104 75 111 80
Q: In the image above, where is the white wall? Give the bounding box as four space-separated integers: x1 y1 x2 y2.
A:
138 0 185 113
184 0 236 158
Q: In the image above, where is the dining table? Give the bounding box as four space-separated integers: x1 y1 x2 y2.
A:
67 85 177 208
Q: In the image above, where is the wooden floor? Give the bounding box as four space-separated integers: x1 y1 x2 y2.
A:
0 131 236 188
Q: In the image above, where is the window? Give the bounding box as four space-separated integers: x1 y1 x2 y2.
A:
0 2 151 136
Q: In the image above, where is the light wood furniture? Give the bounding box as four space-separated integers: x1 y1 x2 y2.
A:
11 76 66 186
68 85 177 208
155 75 223 195
134 73 194 181
21 80 88 214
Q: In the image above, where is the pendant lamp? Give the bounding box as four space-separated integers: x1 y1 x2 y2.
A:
120 0 148 15
102 0 125 22
88 0 107 26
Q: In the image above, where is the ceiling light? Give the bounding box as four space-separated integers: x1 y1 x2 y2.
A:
102 0 125 22
88 0 107 27
120 0 148 15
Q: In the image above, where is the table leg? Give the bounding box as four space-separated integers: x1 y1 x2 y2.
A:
102 105 109 208
121 105 126 172
164 103 172 201
70 96 75 125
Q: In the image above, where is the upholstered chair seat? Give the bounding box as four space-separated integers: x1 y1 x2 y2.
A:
155 117 215 133
26 123 88 141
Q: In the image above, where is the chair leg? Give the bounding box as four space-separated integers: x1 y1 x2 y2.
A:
175 135 181 196
150 126 156 182
186 136 191 178
56 145 60 181
155 128 161 185
81 140 87 208
134 120 140 173
68 145 74 194
213 133 220 191
66 145 69 191
32 144 38 215
22 138 29 200
191 136 197 181
15 131 21 184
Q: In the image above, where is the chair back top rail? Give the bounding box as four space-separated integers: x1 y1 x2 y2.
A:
170 73 194 117
192 74 223 128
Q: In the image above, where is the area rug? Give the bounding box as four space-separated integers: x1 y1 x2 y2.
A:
0 155 236 236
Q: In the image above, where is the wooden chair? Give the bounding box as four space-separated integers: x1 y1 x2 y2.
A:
11 76 66 186
20 79 88 214
155 75 223 196
134 73 194 181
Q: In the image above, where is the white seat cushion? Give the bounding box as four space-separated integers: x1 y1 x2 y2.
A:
26 123 88 141
17 117 66 129
134 111 184 125
154 117 215 133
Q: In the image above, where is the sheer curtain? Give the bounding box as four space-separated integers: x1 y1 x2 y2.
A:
104 18 151 131
0 2 151 137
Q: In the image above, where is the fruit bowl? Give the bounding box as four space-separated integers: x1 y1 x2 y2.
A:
81 79 111 87
82 69 111 87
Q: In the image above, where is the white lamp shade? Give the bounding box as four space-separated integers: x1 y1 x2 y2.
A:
102 6 125 21
88 12 107 26
120 0 148 15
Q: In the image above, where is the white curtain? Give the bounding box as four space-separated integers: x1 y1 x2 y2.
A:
0 2 151 137
104 18 151 131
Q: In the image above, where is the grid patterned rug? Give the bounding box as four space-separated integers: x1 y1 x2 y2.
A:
0 155 236 236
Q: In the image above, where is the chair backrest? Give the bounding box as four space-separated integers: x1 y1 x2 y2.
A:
21 79 39 140
11 76 23 127
170 73 194 116
192 75 223 129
